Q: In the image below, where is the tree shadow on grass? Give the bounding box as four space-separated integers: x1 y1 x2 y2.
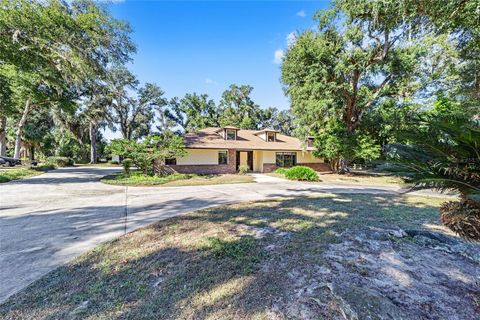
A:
1 194 477 319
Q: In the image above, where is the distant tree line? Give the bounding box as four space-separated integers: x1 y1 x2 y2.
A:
0 0 293 164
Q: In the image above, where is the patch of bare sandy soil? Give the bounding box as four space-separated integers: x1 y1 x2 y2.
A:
268 228 480 320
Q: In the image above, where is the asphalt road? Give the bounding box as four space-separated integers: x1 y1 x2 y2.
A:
0 166 409 303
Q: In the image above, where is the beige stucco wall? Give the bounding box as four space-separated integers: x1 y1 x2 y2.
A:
254 150 323 171
297 151 323 163
177 148 323 169
261 151 277 163
177 149 227 165
257 132 266 141
239 152 248 166
253 150 263 171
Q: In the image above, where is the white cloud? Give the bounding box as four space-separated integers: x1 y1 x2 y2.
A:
286 32 297 47
296 10 306 18
205 78 218 85
273 49 285 64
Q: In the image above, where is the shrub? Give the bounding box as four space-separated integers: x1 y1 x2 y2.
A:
46 156 74 167
238 164 250 175
440 201 480 242
122 158 133 174
284 166 319 181
35 163 56 171
274 168 288 175
387 118 480 241
108 134 186 176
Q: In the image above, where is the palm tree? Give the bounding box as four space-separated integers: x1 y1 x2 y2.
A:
387 118 480 241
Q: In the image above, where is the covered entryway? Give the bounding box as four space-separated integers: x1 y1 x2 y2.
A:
236 150 253 171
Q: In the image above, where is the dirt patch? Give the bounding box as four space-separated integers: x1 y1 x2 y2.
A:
271 228 480 319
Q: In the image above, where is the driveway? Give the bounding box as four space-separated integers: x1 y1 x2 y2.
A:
0 167 424 302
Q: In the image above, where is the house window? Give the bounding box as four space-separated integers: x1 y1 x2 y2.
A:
267 132 275 142
165 158 176 165
226 130 236 140
276 152 297 167
218 151 228 165
307 138 314 148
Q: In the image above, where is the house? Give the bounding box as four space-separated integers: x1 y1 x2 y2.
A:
165 126 330 174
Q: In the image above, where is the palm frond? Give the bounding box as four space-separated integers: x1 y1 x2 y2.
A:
386 117 480 203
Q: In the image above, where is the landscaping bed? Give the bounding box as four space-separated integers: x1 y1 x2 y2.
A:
1 194 478 319
100 171 255 187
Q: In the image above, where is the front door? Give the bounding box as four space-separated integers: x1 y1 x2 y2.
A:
236 151 254 171
247 151 253 171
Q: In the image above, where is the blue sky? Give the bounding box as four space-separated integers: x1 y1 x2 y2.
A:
106 0 330 110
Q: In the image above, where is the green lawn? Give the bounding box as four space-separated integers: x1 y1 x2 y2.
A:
1 193 462 319
100 171 255 186
0 168 43 183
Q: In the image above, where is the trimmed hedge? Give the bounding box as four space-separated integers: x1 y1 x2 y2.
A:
46 156 74 167
283 166 319 181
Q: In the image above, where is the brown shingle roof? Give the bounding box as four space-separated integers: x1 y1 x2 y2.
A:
184 127 314 151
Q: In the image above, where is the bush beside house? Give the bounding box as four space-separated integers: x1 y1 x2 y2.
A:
275 166 319 181
108 133 186 176
238 164 250 175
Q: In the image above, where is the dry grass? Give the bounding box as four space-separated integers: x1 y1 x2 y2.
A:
318 172 405 185
0 194 449 319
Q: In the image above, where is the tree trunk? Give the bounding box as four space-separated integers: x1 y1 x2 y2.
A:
14 99 32 159
330 158 349 174
0 116 6 156
89 121 97 164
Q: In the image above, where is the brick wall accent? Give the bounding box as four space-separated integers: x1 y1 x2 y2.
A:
166 149 237 175
263 162 331 173
262 163 277 173
300 162 331 172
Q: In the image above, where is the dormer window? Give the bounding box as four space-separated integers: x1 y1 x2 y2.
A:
267 132 276 142
254 128 279 141
215 126 240 140
226 129 236 140
307 137 314 148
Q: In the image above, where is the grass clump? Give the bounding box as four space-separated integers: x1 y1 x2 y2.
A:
202 236 263 273
0 168 43 183
238 164 250 175
284 166 319 181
